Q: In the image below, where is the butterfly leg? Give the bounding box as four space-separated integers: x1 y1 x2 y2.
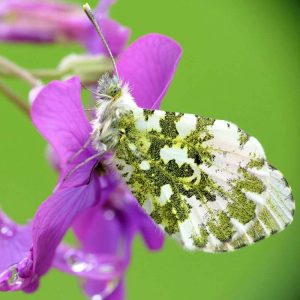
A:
64 152 102 182
81 82 113 101
80 82 98 96
87 160 101 184
67 136 94 164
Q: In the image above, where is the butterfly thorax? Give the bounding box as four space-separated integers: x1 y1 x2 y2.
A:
91 74 138 153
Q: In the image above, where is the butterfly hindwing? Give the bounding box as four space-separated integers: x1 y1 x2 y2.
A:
115 108 294 252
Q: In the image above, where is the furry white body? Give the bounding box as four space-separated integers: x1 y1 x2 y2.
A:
91 80 137 153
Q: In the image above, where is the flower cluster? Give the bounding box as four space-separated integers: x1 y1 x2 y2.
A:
0 0 182 299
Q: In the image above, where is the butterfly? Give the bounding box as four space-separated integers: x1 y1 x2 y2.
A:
81 3 294 253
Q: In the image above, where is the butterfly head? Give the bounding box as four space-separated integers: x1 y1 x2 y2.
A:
97 73 122 101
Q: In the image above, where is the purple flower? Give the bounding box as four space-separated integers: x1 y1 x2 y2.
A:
0 0 130 56
0 33 182 298
0 210 123 293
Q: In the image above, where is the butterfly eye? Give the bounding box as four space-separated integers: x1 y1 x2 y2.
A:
108 85 121 99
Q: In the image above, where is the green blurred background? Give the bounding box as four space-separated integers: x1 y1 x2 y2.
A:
1 0 300 299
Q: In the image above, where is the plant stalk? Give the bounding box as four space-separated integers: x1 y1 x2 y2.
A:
0 80 30 117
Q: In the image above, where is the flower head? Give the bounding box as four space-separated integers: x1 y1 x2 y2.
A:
0 0 130 56
0 33 182 298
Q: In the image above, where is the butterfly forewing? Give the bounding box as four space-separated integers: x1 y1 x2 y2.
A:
115 108 294 252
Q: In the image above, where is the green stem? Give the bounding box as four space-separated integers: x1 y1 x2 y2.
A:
0 55 113 83
0 56 40 87
0 67 64 80
28 69 65 79
0 80 30 117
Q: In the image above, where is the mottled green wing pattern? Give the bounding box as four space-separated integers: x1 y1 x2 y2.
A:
115 108 294 252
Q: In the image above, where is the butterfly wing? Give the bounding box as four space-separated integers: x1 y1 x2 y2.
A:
115 108 294 252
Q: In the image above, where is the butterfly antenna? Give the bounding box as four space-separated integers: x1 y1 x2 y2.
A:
83 3 120 81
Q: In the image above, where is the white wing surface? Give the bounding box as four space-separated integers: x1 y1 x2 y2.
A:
115 108 294 252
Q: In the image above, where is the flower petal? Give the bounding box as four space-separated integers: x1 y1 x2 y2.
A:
84 278 124 300
137 209 165 251
53 243 124 281
45 145 61 172
74 183 164 259
73 205 130 299
0 0 130 57
31 77 93 167
0 25 55 43
110 187 165 253
96 0 117 15
32 179 99 278
83 18 130 57
0 0 80 43
0 0 75 15
0 211 33 291
117 33 182 109
0 211 31 273
73 205 130 256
